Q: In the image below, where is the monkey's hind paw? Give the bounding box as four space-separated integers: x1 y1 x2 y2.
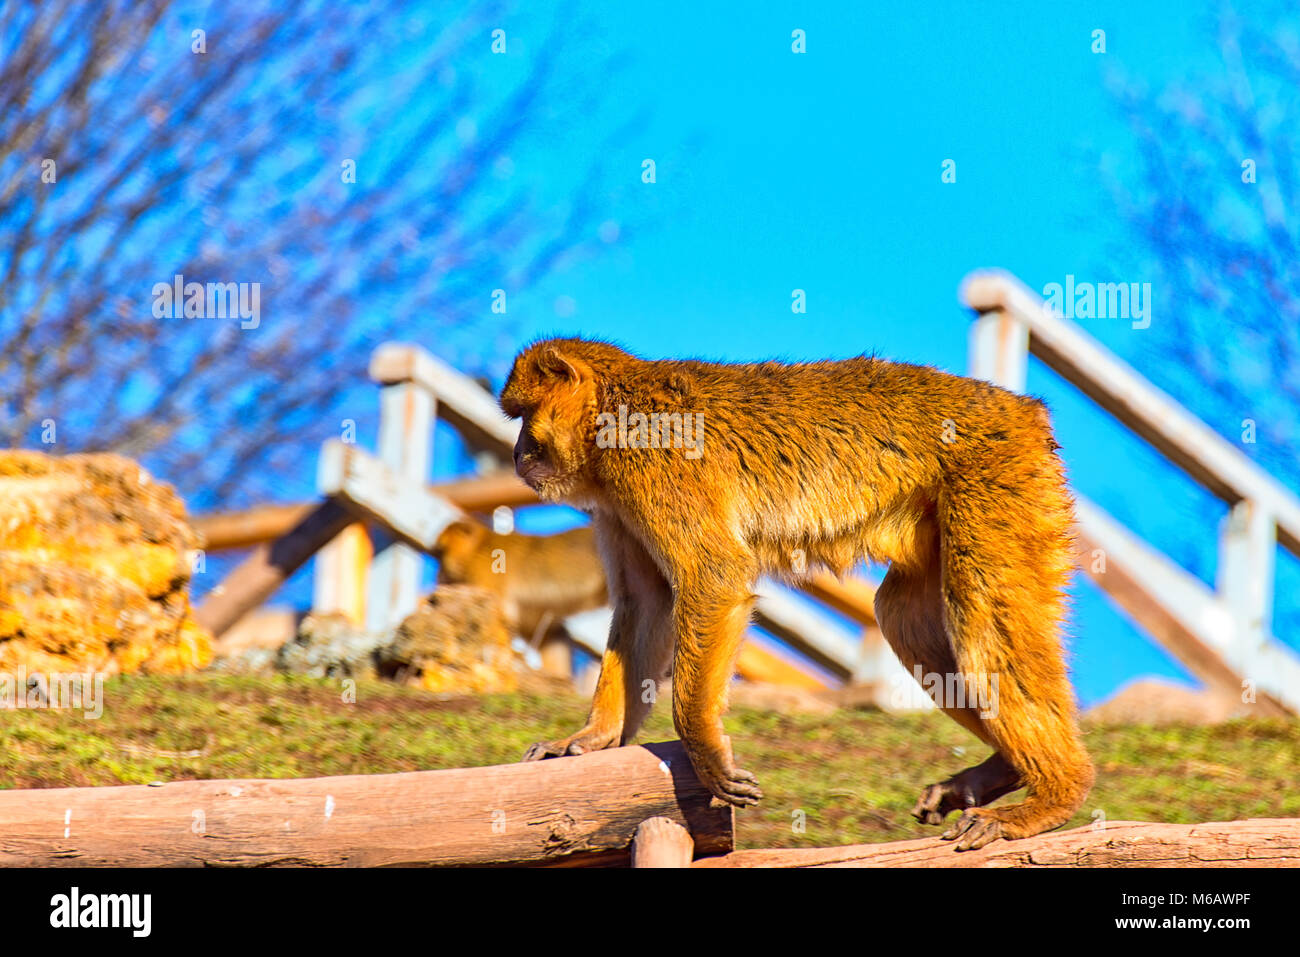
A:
912 781 974 826
702 767 764 809
941 808 1003 851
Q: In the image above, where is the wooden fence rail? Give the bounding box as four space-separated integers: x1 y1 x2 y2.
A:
4 736 1293 868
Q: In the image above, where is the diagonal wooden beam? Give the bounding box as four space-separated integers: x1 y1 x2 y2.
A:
192 472 537 551
194 499 353 639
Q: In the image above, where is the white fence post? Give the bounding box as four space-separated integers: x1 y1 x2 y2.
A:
1217 499 1277 684
968 307 1028 392
365 355 436 632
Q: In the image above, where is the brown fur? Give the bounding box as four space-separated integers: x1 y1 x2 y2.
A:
431 519 607 640
499 337 1093 850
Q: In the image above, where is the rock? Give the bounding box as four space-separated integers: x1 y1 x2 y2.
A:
376 584 522 694
0 451 211 673
1084 677 1245 726
208 606 299 673
275 612 383 679
258 586 567 695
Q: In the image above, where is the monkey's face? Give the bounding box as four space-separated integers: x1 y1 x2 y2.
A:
501 343 599 504
510 401 594 503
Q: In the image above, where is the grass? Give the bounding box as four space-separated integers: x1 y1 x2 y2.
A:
2 673 1297 850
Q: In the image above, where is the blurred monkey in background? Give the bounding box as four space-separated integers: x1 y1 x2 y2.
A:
431 519 607 644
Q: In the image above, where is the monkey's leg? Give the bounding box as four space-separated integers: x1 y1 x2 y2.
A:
876 564 1022 825
932 479 1094 851
521 526 672 761
670 567 762 808
520 603 630 761
617 567 675 745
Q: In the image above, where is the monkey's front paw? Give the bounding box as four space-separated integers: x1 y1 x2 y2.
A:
941 808 1003 851
521 740 568 761
681 734 763 807
520 728 618 762
695 761 763 808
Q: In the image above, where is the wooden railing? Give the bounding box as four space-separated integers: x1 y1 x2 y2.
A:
963 269 1300 715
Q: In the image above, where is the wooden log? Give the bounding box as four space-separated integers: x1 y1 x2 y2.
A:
693 818 1300 868
192 502 315 551
194 500 353 639
192 473 537 552
631 817 695 868
434 471 538 513
0 741 731 868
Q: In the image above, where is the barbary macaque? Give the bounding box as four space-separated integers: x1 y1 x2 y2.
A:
499 337 1092 850
431 519 607 641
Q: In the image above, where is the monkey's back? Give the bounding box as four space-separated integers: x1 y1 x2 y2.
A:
598 353 1065 572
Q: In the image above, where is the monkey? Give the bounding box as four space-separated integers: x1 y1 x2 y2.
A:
499 337 1093 851
431 519 607 642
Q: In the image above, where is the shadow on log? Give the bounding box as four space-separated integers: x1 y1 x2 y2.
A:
693 818 1300 868
0 741 730 868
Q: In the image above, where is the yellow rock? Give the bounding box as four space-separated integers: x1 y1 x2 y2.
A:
0 451 211 675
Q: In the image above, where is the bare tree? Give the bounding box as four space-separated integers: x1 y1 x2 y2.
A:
1100 3 1299 490
1099 2 1299 636
0 0 638 508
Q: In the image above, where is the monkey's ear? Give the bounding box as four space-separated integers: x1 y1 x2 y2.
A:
536 346 590 384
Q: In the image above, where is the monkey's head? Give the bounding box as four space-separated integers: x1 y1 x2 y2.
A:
432 519 490 581
500 339 615 503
